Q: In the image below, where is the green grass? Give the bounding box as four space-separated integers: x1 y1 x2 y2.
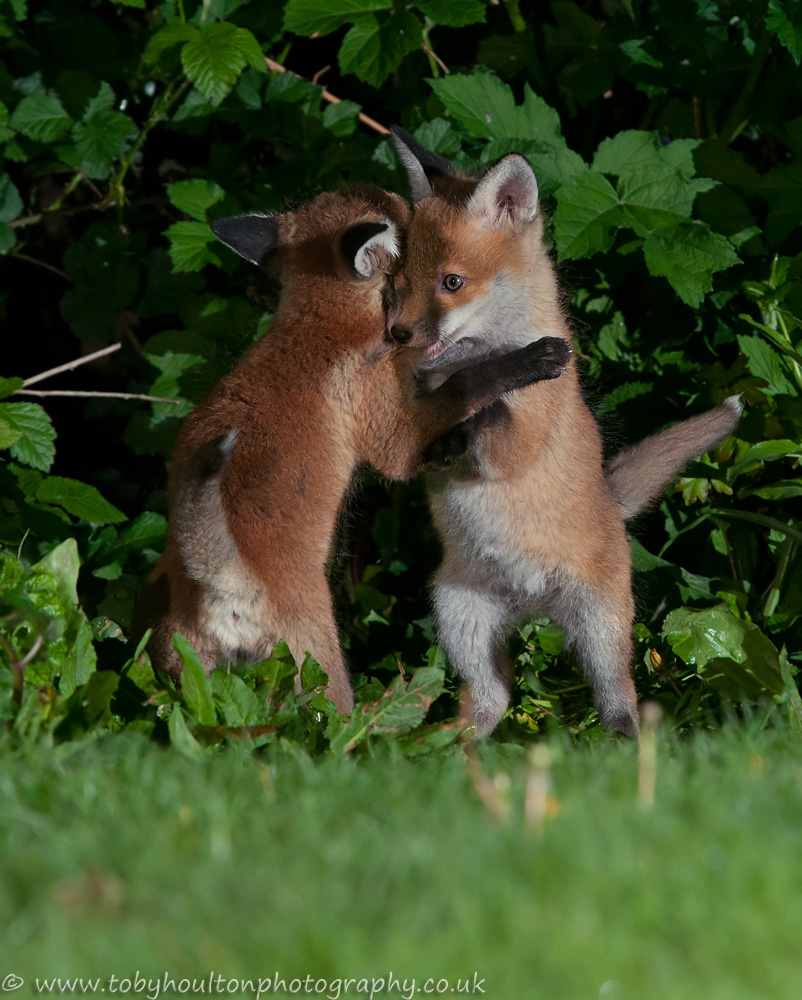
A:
3 724 802 1000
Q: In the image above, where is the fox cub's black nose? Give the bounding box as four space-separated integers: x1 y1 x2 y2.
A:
390 326 414 344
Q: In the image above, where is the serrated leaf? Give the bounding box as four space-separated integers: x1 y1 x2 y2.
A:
166 179 226 222
330 666 444 753
416 0 486 26
0 417 22 448
144 21 197 65
212 670 267 727
736 333 796 396
35 476 127 524
554 171 622 260
767 0 802 64
166 220 222 272
71 106 137 179
283 0 389 36
0 173 23 223
643 222 739 307
338 11 422 88
429 69 563 145
181 23 265 106
10 94 72 141
173 633 216 725
0 401 56 471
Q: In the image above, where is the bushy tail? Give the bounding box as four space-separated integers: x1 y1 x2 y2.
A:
605 396 742 521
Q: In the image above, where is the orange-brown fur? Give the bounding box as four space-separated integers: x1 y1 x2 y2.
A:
392 138 740 737
138 186 568 713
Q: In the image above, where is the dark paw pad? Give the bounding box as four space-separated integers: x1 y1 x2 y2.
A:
422 424 471 470
521 337 572 380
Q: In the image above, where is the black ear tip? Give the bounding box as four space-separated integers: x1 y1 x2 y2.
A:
208 213 279 266
390 125 414 145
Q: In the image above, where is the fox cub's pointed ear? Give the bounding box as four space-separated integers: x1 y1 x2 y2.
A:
341 219 401 279
209 213 279 267
466 155 539 227
391 126 455 203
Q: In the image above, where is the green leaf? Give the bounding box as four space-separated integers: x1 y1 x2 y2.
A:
330 666 444 753
212 671 267 727
34 536 80 605
597 380 654 414
172 633 216 726
742 480 802 500
283 0 390 36
338 11 422 88
0 417 22 448
736 333 796 396
0 222 15 254
60 221 140 342
10 94 72 141
0 402 56 471
322 99 361 137
144 21 198 64
181 23 265 106
165 220 222 272
663 604 784 700
554 171 622 260
429 69 563 144
168 704 206 759
166 179 226 223
415 0 485 26
71 84 137 179
59 616 98 698
767 0 802 64
0 173 23 223
35 476 126 524
0 376 23 400
643 222 739 307
0 100 14 142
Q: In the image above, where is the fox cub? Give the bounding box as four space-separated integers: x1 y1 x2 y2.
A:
391 129 742 737
138 185 570 713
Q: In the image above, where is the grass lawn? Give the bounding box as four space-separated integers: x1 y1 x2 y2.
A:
3 722 802 1000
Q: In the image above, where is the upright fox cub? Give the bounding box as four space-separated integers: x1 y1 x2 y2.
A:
392 130 742 737
139 186 569 713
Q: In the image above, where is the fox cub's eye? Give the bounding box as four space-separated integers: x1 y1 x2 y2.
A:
442 274 464 293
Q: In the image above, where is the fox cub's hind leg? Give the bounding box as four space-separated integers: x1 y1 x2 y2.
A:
556 572 639 738
432 559 514 736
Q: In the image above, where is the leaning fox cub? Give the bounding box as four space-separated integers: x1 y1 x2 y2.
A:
392 130 742 737
139 186 569 714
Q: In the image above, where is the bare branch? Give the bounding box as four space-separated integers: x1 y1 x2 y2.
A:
422 44 450 75
23 343 122 387
13 388 180 405
264 56 389 135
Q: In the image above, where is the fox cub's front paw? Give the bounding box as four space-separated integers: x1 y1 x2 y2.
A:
520 337 572 381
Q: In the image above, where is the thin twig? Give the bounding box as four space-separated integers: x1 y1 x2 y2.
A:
13 389 180 405
264 56 389 135
422 44 450 75
9 251 69 280
23 343 122 387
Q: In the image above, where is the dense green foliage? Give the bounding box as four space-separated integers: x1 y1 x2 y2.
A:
1 0 801 752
